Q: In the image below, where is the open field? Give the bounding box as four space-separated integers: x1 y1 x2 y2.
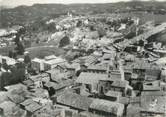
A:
26 46 65 59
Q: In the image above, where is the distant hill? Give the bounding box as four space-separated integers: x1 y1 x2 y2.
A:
1 1 166 28
0 5 13 10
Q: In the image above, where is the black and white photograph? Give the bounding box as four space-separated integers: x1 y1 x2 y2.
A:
0 0 166 117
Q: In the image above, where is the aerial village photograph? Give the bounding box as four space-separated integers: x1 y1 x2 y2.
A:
0 0 166 116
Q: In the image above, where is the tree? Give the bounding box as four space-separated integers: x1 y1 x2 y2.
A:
14 33 21 44
13 27 25 55
59 36 70 47
8 50 13 58
24 54 31 65
1 72 12 86
12 67 25 83
5 63 26 85
15 41 24 55
8 51 17 59
97 27 106 38
2 62 9 71
76 20 82 27
46 23 56 32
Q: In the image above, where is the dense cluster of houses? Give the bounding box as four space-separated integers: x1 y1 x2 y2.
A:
0 26 23 48
0 13 166 117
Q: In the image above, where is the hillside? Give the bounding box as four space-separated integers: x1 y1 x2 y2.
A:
1 1 166 29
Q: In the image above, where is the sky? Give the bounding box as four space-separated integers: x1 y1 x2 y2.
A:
0 0 166 7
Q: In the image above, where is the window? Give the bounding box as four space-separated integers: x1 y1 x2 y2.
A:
85 84 91 92
100 86 104 94
145 83 153 86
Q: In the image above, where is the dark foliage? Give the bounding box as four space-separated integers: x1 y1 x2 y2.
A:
24 55 31 64
0 63 26 87
8 50 17 59
15 41 25 55
59 36 70 48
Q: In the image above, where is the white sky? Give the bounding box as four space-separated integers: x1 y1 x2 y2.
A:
0 0 166 7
